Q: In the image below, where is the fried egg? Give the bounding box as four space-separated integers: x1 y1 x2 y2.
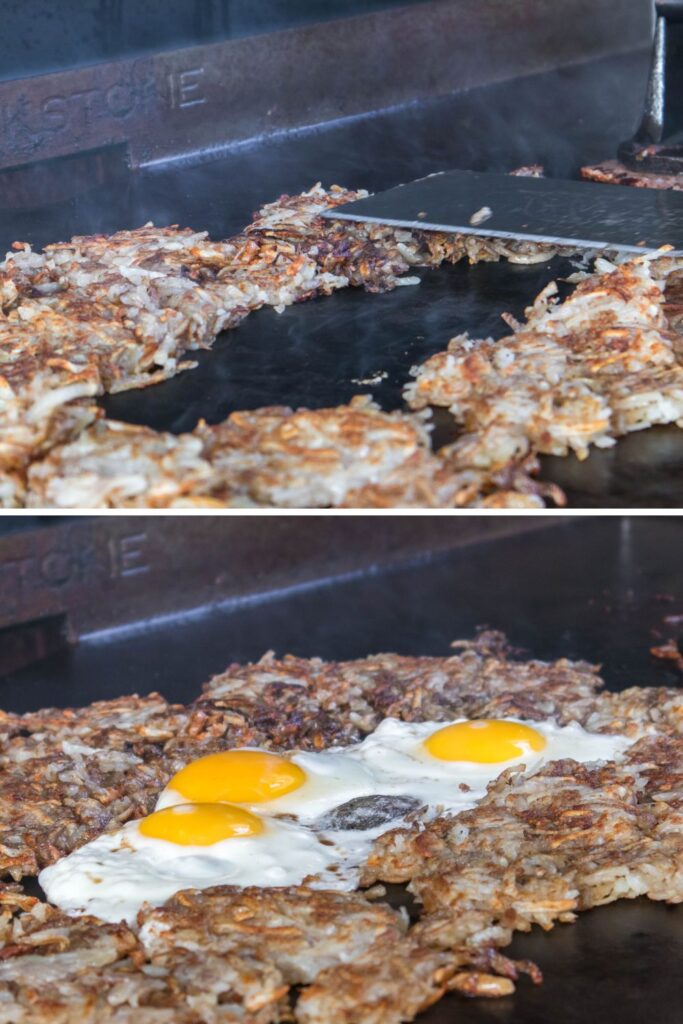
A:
346 717 632 810
159 719 630 821
39 716 633 923
156 748 378 821
39 802 338 924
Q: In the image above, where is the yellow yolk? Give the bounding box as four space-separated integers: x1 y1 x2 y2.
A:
424 720 546 763
167 750 307 805
139 803 264 845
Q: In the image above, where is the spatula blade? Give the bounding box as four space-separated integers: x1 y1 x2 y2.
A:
322 169 683 254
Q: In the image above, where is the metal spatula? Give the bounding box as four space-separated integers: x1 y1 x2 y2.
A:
323 169 683 254
618 0 683 175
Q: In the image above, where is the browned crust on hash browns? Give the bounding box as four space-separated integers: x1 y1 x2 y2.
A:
580 160 683 191
196 631 683 746
3 733 680 1022
1 184 569 509
0 637 681 1022
0 311 103 507
1 634 681 885
405 255 683 482
137 886 411 985
0 749 175 880
0 695 189 879
0 886 287 1023
1 694 189 763
0 884 517 1024
361 735 683 936
24 398 548 510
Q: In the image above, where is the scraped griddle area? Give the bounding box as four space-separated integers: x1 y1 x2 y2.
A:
0 629 681 1023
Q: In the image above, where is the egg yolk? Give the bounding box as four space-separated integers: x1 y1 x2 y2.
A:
167 750 306 805
424 720 546 763
139 803 264 845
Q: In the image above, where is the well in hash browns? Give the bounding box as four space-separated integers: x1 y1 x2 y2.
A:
0 635 681 1023
0 183 569 509
405 255 683 474
0 182 449 334
24 398 547 509
0 182 496 384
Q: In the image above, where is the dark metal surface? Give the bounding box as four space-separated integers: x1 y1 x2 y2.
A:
0 0 647 173
619 1 683 172
0 515 554 639
328 167 683 252
0 516 681 1024
541 425 683 507
0 1 436 82
2 28 680 506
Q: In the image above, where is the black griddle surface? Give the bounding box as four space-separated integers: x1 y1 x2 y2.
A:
1 517 681 1024
2 50 680 506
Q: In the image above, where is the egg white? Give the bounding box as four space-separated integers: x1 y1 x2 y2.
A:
343 717 632 812
156 748 379 821
40 716 634 924
38 813 339 924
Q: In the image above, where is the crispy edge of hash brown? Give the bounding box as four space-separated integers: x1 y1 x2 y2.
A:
404 255 683 479
580 160 683 191
25 398 551 509
0 639 681 1023
0 885 288 1023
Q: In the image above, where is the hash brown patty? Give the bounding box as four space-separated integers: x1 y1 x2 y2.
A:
0 636 681 1023
405 255 683 480
24 399 548 510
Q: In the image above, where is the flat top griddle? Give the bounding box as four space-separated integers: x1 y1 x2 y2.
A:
0 516 681 1024
4 51 680 508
